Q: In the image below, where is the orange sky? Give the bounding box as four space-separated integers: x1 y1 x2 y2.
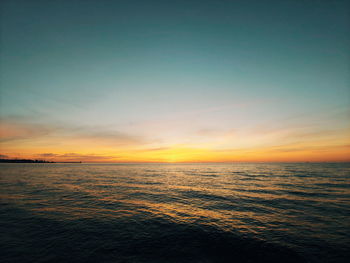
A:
1 116 349 163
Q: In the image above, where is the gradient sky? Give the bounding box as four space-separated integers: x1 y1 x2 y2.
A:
1 0 349 162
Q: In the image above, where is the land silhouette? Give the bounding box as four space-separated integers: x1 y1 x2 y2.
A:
0 158 81 163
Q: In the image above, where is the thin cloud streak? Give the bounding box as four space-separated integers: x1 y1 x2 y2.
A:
0 117 146 146
1 109 349 162
36 153 118 162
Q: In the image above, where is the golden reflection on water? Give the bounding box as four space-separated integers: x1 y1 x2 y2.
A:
1 163 349 238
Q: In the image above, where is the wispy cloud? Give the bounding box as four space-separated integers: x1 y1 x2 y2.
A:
0 120 53 142
1 106 349 162
36 152 117 162
0 117 145 146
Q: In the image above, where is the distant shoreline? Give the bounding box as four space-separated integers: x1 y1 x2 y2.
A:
0 159 81 163
0 159 349 164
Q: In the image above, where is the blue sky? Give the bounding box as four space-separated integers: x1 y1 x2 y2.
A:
0 0 349 162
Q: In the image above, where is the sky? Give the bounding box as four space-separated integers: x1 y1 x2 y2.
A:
0 0 349 162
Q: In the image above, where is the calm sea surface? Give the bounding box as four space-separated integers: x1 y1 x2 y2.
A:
1 163 349 262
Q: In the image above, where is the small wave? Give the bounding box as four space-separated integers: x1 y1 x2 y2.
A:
0 205 305 263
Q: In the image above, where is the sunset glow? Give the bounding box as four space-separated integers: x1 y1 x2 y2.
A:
1 0 349 163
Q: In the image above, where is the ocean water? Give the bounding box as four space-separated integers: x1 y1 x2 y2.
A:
0 163 349 263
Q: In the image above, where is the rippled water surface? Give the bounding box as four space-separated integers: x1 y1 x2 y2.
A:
1 163 349 262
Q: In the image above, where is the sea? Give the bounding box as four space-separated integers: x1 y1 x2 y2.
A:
0 163 349 263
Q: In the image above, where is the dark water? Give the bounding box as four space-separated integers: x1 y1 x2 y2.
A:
1 163 349 262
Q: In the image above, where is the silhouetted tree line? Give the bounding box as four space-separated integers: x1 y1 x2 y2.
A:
0 158 55 163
